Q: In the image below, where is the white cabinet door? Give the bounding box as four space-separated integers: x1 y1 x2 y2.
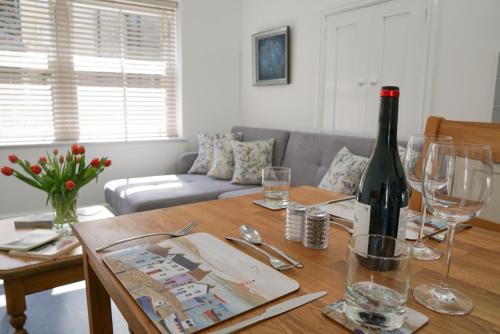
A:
322 8 369 133
321 0 429 138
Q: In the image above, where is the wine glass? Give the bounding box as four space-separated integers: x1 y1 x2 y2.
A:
413 143 493 315
404 135 452 260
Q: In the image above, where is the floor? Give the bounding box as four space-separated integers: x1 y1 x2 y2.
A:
0 280 129 334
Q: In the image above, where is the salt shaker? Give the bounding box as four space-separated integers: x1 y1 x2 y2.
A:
303 208 330 249
284 203 306 241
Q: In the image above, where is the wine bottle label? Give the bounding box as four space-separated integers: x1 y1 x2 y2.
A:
353 201 370 253
395 206 408 255
353 201 408 255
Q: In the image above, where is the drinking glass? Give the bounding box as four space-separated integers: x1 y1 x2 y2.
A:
404 135 452 260
413 143 493 315
262 167 291 207
345 234 411 330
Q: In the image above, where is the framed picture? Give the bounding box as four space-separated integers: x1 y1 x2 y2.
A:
252 26 289 86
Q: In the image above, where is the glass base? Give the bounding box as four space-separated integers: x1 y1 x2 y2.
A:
411 243 441 260
52 222 74 236
413 284 473 315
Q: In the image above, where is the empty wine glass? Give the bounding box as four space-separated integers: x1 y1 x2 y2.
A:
413 143 493 315
404 135 452 260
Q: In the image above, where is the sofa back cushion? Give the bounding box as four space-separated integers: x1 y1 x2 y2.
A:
282 131 375 186
231 126 290 166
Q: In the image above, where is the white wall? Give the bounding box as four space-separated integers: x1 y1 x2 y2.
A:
0 0 242 216
241 0 342 132
240 0 500 132
428 0 500 122
181 0 242 148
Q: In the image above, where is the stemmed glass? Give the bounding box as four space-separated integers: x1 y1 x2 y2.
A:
404 135 452 260
413 143 493 315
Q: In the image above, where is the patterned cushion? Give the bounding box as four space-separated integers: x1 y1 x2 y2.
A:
231 139 274 185
207 138 238 180
318 147 369 194
188 132 241 174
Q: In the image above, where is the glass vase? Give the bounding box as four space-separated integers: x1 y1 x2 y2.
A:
51 195 79 235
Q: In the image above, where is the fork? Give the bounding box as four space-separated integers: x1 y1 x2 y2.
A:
225 237 295 271
425 224 472 242
95 222 198 252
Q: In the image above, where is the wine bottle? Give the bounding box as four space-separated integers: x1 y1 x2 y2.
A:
353 86 409 269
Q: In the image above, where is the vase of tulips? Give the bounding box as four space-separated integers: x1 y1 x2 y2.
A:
1 144 111 234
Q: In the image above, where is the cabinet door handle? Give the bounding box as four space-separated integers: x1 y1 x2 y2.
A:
357 79 365 86
370 78 378 85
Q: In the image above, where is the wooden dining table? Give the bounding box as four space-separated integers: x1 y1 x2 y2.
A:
73 186 500 334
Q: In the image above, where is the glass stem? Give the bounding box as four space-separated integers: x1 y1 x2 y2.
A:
416 200 427 245
439 223 457 290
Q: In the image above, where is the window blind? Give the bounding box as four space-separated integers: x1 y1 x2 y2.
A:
0 0 178 144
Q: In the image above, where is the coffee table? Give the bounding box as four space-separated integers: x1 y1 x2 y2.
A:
73 186 500 333
0 205 114 334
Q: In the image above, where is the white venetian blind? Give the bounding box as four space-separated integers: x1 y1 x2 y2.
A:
0 0 178 144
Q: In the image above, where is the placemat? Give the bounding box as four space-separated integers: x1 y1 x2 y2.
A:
253 199 296 210
102 232 299 333
322 299 428 333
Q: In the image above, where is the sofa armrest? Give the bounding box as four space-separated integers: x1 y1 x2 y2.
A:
175 152 198 174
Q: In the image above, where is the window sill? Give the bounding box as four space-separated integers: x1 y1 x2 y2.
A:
0 137 187 149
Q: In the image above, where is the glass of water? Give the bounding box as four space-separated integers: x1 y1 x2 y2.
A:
262 167 291 207
344 234 411 331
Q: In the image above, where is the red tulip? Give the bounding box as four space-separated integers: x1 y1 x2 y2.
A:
8 154 18 163
1 166 13 176
39 156 47 164
104 159 112 167
78 146 85 154
90 158 100 168
71 143 79 155
65 180 75 190
30 165 42 175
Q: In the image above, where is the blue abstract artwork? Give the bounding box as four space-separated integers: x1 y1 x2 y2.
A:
258 34 286 81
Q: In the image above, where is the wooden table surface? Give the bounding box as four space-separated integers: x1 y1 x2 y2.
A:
73 186 500 334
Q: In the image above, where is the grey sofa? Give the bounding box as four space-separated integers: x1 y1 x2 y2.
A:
105 126 378 215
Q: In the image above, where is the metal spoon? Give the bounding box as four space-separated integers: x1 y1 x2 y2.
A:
239 225 304 268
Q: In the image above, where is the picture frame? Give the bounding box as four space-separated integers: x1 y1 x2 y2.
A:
252 26 290 86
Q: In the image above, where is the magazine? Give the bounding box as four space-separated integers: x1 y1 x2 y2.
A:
0 229 61 251
9 236 79 260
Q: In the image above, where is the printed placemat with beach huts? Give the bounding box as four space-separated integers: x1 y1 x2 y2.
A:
102 232 299 333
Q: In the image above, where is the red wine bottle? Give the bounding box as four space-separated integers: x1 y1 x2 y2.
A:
353 86 409 267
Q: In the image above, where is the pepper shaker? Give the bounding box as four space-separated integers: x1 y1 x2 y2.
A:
303 208 330 249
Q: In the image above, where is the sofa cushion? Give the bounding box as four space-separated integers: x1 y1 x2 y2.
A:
207 138 236 180
318 147 369 194
231 126 290 166
105 174 254 215
231 139 274 185
188 132 241 174
281 131 375 186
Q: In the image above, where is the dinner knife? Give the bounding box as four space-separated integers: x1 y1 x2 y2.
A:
209 291 327 334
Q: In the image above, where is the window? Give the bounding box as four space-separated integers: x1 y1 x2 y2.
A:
0 0 178 144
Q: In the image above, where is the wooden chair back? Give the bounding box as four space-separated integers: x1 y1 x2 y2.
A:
409 116 500 231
